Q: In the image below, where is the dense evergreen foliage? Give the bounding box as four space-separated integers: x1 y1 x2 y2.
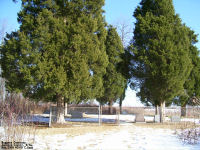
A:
4 0 200 121
1 0 108 123
97 26 126 113
130 0 196 122
173 29 200 110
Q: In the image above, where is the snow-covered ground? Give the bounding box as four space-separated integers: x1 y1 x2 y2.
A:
1 115 200 150
32 124 200 150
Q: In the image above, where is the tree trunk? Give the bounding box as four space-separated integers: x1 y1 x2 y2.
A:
159 101 166 123
56 95 65 124
119 99 122 114
155 105 159 115
181 103 187 117
108 101 113 114
64 101 68 116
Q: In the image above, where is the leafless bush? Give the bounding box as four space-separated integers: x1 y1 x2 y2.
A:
177 108 200 144
0 93 36 144
174 120 200 145
178 127 200 144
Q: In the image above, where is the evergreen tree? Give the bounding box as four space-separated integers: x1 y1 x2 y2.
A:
131 0 193 122
118 48 132 113
97 25 126 114
173 29 200 116
115 21 132 113
0 0 108 123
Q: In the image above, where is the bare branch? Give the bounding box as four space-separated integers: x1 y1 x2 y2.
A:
113 19 133 47
0 19 8 42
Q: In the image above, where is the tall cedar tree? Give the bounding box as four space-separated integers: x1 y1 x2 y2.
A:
0 0 108 123
97 26 126 114
131 0 194 122
173 29 200 116
115 21 132 113
117 48 132 113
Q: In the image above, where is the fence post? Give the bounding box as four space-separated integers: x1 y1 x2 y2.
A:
49 106 52 127
118 108 120 125
116 108 120 126
98 105 101 126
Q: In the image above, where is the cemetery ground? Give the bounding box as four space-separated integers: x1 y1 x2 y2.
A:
1 114 200 150
0 99 200 150
26 121 200 150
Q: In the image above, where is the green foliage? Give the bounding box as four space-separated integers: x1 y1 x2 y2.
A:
117 47 132 105
97 26 126 105
173 29 200 106
0 0 108 103
130 0 193 106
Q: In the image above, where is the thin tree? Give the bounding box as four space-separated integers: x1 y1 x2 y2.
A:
131 0 194 122
114 19 133 48
97 25 126 114
0 21 7 101
114 19 132 113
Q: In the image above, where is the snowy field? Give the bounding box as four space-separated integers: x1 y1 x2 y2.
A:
33 124 200 150
0 114 200 150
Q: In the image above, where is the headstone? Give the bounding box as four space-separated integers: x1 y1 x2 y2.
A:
154 115 160 123
171 116 181 122
135 114 145 123
71 112 83 118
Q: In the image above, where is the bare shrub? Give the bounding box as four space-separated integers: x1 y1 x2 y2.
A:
0 93 36 144
174 120 200 144
178 128 200 144
179 105 200 144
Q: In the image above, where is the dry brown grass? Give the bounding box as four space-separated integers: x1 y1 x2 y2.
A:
36 123 120 137
132 122 200 130
34 121 200 141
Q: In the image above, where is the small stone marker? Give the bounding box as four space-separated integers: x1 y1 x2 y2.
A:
171 116 181 122
154 115 160 123
71 112 83 118
135 114 145 123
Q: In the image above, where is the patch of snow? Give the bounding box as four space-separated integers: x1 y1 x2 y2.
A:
32 125 200 150
23 115 49 124
0 127 4 141
21 114 200 125
33 114 50 118
0 127 4 134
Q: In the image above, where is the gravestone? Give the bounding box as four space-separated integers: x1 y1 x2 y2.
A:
135 114 145 123
71 112 83 118
154 115 160 123
171 116 181 122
